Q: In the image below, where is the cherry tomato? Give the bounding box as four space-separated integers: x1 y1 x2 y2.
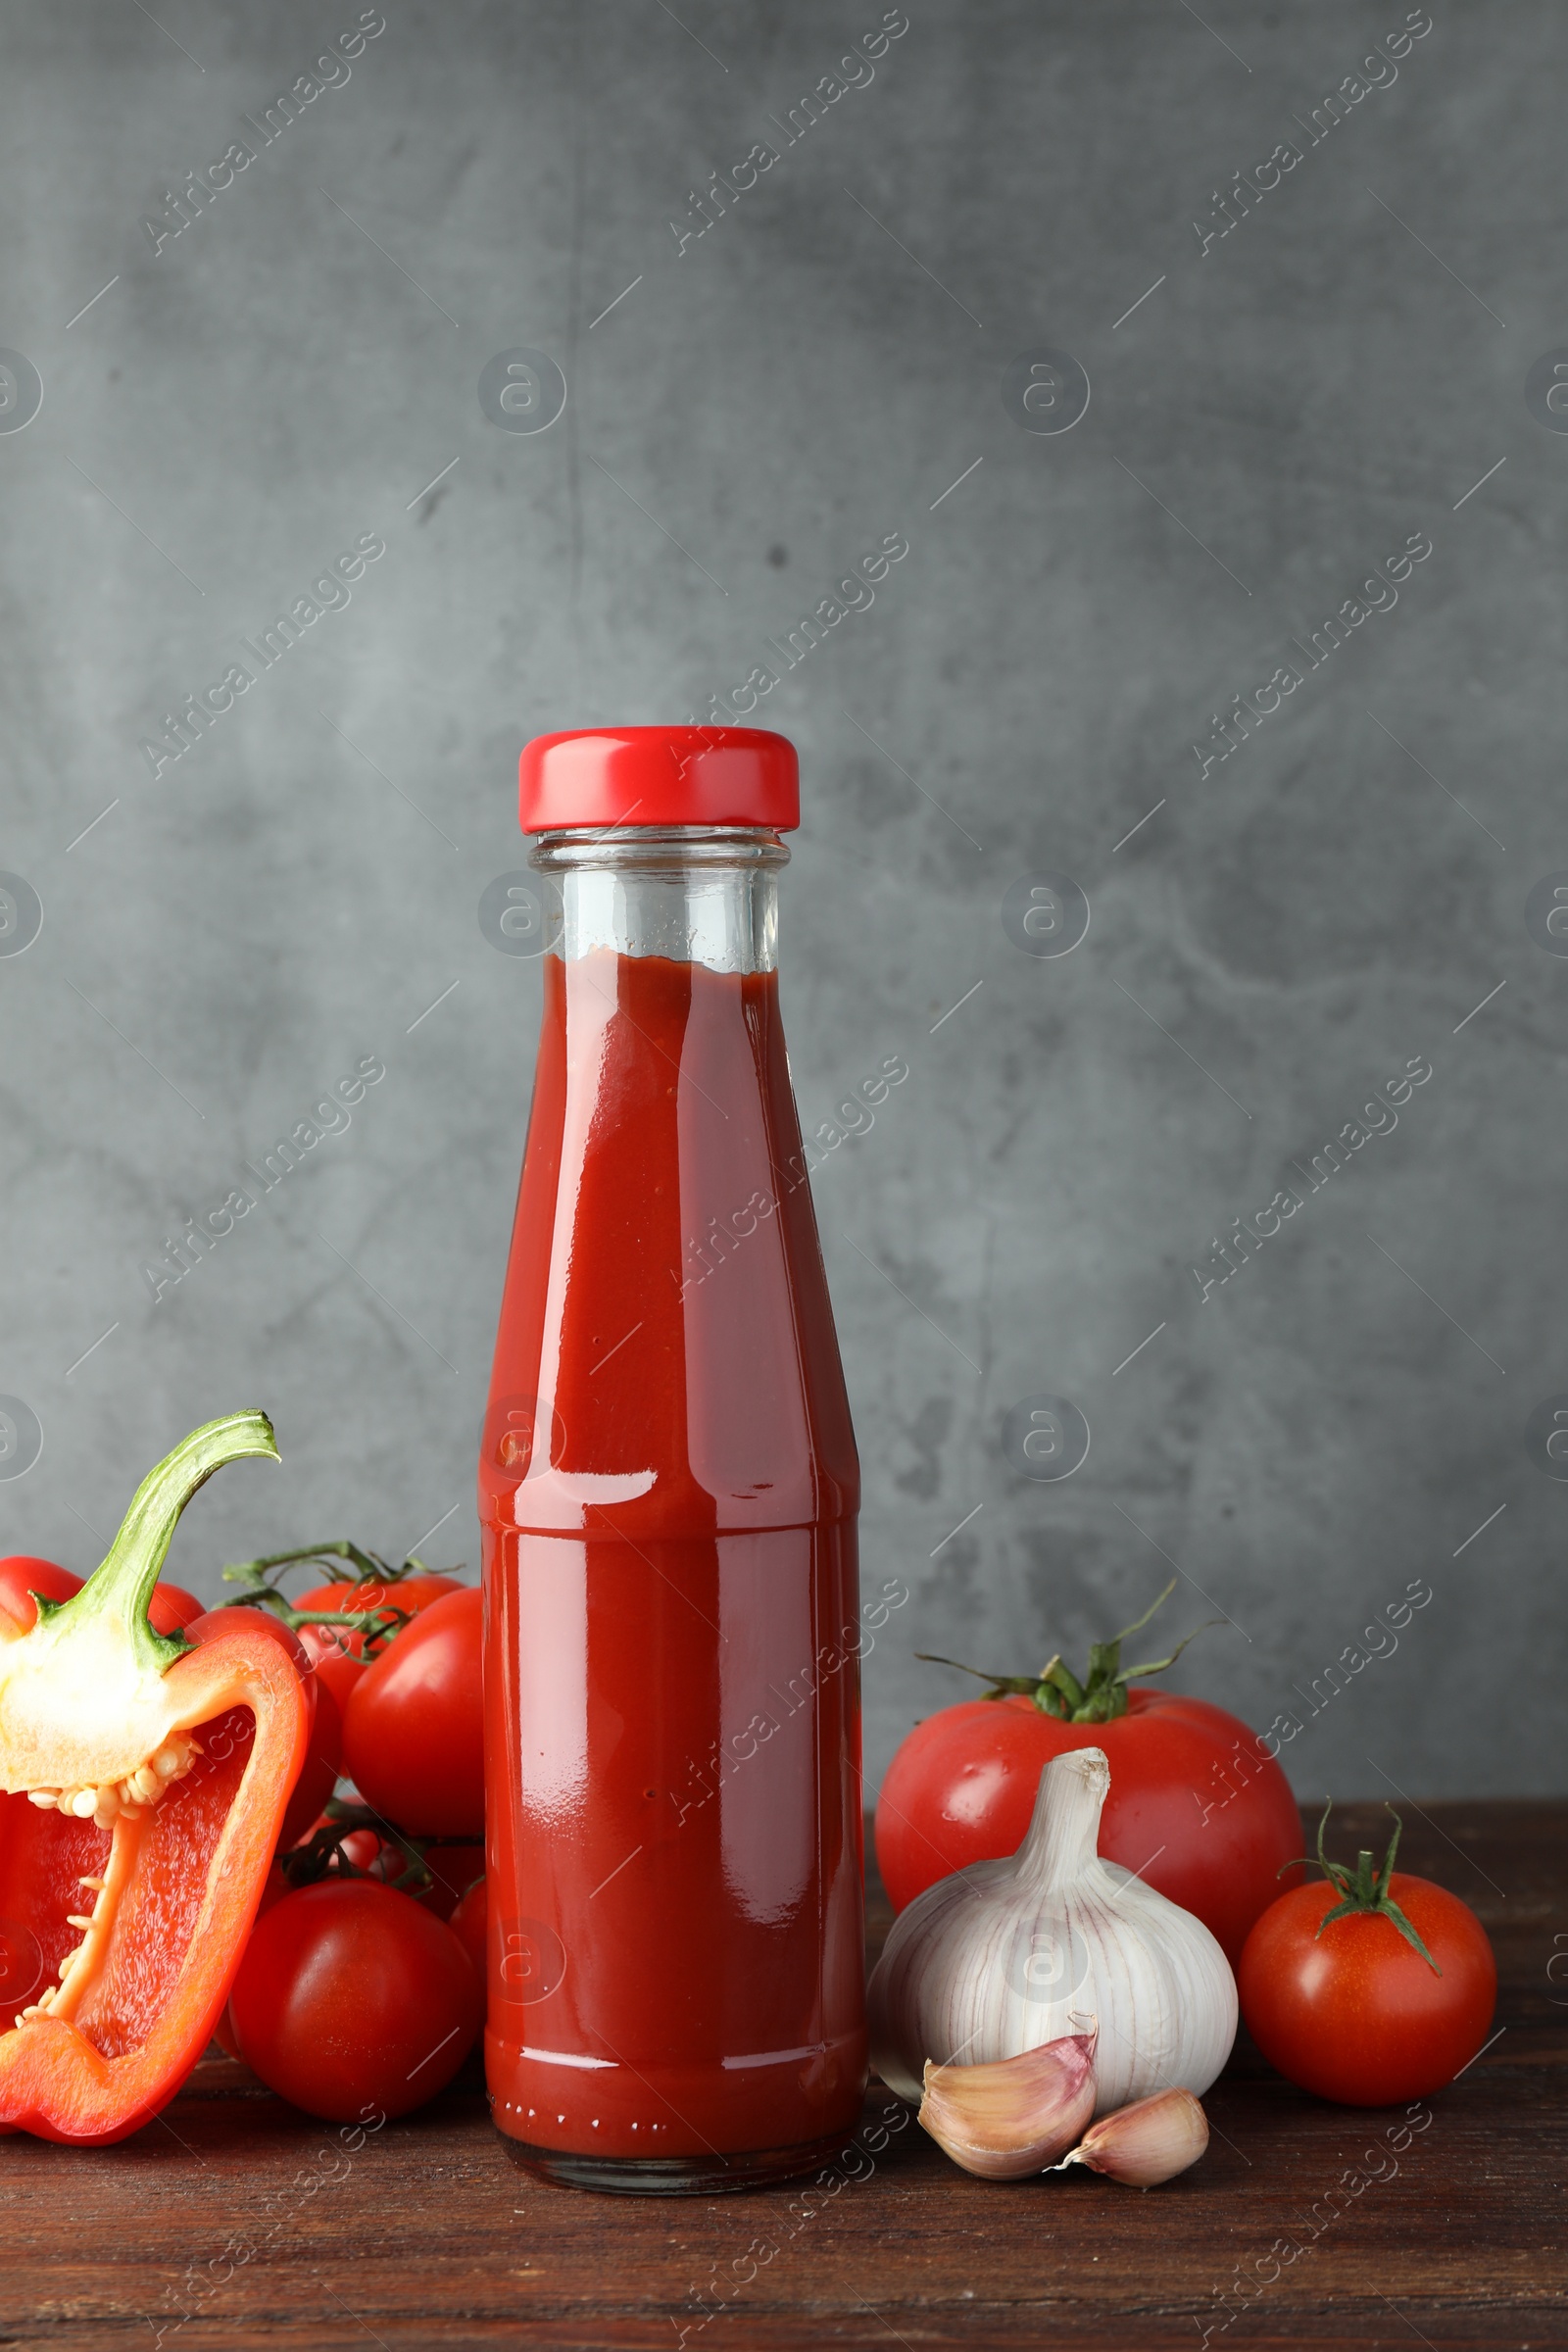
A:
0 1557 80 1635
342 1589 482 1838
293 1812 403 1878
228 1880 481 2120
296 1622 367 1718
1240 1873 1496 2105
186 1607 330 1846
286 1626 368 1838
291 1815 482 1918
875 1687 1301 1966
213 1862 290 2059
450 1877 485 1980
148 1581 204 1635
295 1573 463 1659
292 1811 389 1880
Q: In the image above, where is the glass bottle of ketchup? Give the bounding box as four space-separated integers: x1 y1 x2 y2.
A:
480 726 866 2193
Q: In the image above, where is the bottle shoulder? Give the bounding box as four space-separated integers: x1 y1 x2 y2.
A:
482 950 858 1537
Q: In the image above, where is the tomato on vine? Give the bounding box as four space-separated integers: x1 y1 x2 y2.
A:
207 1542 470 1842
342 1588 483 1838
220 1540 464 1660
287 1804 482 1921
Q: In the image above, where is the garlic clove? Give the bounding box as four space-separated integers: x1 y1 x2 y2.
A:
1054 2086 1208 2187
918 2029 1098 2180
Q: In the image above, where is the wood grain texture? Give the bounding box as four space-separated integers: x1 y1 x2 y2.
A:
1 1803 1561 2350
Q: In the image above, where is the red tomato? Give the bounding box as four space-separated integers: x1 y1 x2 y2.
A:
213 1862 290 2060
293 1810 386 1871
186 1606 331 1846
296 1622 368 1717
278 1718 342 1851
1240 1873 1496 2105
450 1876 485 1979
295 1574 463 1659
228 1880 481 2120
287 1627 367 1838
341 1588 482 1838
0 1556 80 1635
342 1825 388 1873
875 1687 1301 1965
148 1581 204 1635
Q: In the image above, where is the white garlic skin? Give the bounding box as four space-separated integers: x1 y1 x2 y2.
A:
869 1745 1237 2114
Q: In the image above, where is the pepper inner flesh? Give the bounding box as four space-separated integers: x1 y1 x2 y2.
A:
0 1705 255 2059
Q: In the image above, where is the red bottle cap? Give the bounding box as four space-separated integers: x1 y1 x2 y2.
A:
518 726 799 833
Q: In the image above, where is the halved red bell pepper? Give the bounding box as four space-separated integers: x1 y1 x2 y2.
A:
0 1410 309 2144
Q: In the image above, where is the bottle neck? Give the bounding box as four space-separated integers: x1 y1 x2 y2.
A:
528 826 787 975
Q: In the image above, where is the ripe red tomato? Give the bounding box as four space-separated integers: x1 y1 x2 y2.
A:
876 1687 1301 1966
295 1573 463 1659
147 1581 204 1635
1240 1867 1496 2105
290 1625 367 1830
228 1880 481 2120
291 1812 387 1873
213 1862 290 2060
295 1621 368 1715
450 1877 485 1979
0 1557 80 1634
341 1588 482 1838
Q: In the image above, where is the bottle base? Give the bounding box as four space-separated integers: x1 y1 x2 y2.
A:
498 2125 855 2197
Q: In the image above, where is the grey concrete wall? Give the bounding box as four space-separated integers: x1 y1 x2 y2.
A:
0 1 1561 1799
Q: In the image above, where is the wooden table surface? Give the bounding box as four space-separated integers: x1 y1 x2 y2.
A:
4 1802 1563 2350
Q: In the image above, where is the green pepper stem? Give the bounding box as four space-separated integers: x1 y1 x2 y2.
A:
48 1410 279 1675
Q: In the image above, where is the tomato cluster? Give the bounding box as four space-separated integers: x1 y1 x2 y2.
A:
214 1553 487 2121
2 1543 487 2125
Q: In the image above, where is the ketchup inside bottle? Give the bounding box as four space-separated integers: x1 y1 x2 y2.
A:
480 793 866 2192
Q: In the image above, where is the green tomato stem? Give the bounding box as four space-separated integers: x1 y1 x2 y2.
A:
1288 1799 1444 1973
914 1578 1223 1724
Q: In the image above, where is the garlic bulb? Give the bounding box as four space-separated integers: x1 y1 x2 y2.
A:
1054 2087 1209 2186
868 1745 1237 2111
918 2030 1098 2180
